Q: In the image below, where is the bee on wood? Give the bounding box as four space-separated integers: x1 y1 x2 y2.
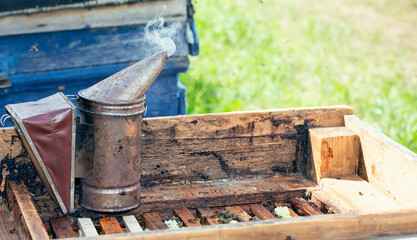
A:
305 189 312 199
30 44 39 52
188 218 197 223
327 207 334 214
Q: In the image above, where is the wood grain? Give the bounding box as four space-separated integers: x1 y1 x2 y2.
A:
290 197 324 216
344 115 417 208
310 189 344 214
5 180 49 240
250 204 275 220
225 206 251 222
174 208 201 227
197 208 219 225
309 127 360 184
0 204 19 240
99 217 123 235
50 217 75 238
320 175 402 213
80 209 417 240
143 212 168 230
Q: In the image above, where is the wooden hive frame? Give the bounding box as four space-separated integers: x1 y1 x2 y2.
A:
0 106 417 239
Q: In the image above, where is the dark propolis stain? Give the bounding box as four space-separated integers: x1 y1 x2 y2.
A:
190 151 229 174
191 120 198 124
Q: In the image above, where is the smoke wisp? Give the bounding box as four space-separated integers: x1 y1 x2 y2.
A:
144 13 182 57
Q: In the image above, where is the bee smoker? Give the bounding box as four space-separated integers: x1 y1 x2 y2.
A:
77 51 168 212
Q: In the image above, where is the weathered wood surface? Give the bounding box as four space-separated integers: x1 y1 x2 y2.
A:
249 204 275 220
5 181 49 240
50 217 75 238
0 0 187 36
0 107 353 189
344 115 417 208
309 127 360 184
174 208 202 227
310 189 344 214
136 175 314 213
141 107 353 182
99 217 124 235
320 175 402 213
197 208 219 225
0 204 19 240
290 197 324 216
69 209 417 240
143 212 168 230
225 206 251 222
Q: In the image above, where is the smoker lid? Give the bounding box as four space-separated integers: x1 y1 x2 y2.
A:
78 51 168 104
5 92 76 214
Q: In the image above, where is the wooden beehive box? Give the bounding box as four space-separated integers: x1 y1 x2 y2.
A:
1 106 416 240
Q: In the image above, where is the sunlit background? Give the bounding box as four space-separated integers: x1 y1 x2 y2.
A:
180 0 417 152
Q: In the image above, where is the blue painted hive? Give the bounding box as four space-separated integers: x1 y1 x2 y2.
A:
0 0 198 122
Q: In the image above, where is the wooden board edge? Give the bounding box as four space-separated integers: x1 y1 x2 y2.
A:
6 180 49 240
70 209 417 240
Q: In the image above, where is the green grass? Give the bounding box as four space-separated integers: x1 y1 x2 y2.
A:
180 0 417 153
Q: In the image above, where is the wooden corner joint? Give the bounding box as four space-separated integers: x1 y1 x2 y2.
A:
309 127 360 184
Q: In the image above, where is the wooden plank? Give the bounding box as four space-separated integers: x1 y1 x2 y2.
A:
50 217 75 238
273 203 299 217
5 180 49 240
141 107 353 181
122 215 143 233
250 204 275 220
136 175 315 213
78 218 98 237
1 107 353 186
310 189 345 214
0 0 187 36
174 208 202 227
309 127 360 184
290 197 324 216
320 175 402 213
99 217 123 235
224 206 251 222
143 212 169 230
0 204 19 240
82 209 417 240
197 208 219 225
344 115 417 208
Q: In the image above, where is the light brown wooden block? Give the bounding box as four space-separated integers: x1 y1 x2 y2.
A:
143 212 168 230
99 217 123 235
309 127 360 184
6 180 49 240
290 198 324 216
320 175 402 213
250 204 275 220
197 208 219 225
50 217 75 238
309 189 345 214
174 208 202 227
225 206 251 222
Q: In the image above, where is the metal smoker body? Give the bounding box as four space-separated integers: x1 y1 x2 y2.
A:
78 51 168 212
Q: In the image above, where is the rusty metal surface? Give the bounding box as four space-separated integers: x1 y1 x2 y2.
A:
5 93 76 214
77 51 168 212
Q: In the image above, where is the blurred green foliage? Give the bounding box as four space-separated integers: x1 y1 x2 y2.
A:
180 0 417 153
